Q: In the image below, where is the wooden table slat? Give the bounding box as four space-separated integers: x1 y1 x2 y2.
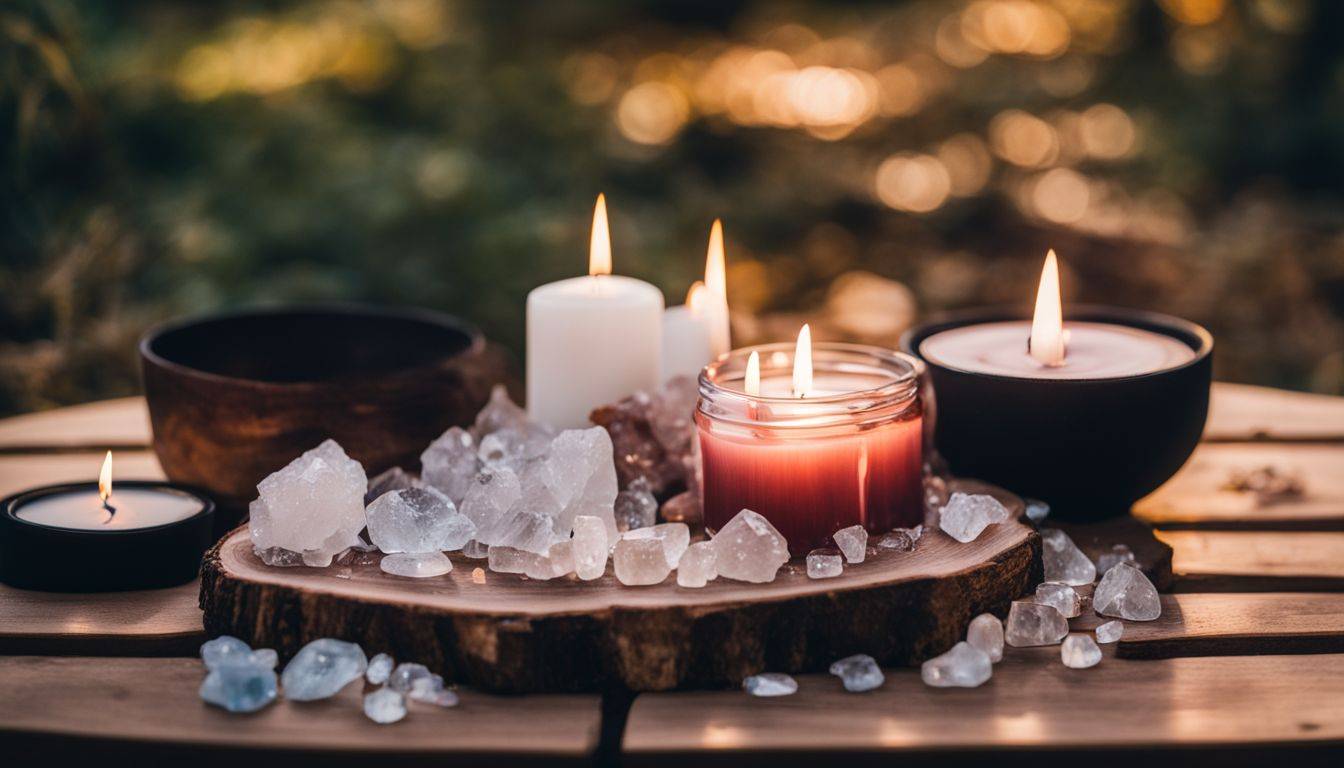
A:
0 397 151 452
0 581 204 656
1159 530 1344 591
1205 382 1344 442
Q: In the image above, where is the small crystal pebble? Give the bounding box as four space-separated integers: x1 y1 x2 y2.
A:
380 552 453 578
676 541 717 588
829 654 884 692
1005 600 1069 647
1024 498 1050 524
622 522 690 568
1040 529 1097 586
388 663 441 694
462 539 489 559
571 515 609 580
1061 634 1103 668
876 525 922 552
363 687 407 724
614 486 658 532
921 641 992 688
280 638 368 701
1035 582 1082 618
833 525 868 563
1095 543 1136 575
1096 620 1124 643
367 653 394 684
743 672 798 697
806 548 844 579
938 493 1010 543
472 567 486 584
614 537 671 585
967 613 1004 662
201 635 253 669
711 509 790 584
1093 562 1161 620
524 540 574 580
200 663 278 713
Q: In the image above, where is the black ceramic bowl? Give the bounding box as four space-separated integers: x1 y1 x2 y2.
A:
901 305 1213 521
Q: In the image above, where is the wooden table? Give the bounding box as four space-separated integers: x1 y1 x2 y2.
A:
2 383 1343 765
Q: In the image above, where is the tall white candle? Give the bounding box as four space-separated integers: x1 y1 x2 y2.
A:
703 219 732 358
661 282 715 380
526 195 664 428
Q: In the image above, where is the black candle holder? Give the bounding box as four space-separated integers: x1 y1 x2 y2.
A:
0 481 215 592
901 304 1213 522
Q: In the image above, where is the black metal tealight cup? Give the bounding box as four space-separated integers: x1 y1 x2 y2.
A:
901 304 1213 522
0 481 215 592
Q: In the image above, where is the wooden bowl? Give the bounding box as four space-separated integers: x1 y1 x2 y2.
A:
140 305 507 528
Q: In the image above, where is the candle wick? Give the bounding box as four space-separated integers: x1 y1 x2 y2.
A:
102 500 117 521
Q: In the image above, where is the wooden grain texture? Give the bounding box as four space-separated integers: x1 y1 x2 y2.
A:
201 513 1040 693
1206 382 1344 442
1159 530 1344 591
0 450 164 497
0 581 203 656
1106 593 1344 660
1135 443 1344 530
0 656 599 765
0 397 151 452
622 650 1344 762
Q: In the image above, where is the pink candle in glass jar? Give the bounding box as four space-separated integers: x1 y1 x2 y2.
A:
696 330 925 555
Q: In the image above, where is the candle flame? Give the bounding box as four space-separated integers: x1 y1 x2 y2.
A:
1029 249 1065 367
792 323 813 398
589 193 611 277
98 450 113 502
686 281 709 317
704 219 726 301
745 350 761 397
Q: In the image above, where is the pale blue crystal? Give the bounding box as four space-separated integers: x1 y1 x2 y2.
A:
743 672 797 697
201 635 253 669
829 654 884 692
249 648 279 669
280 638 368 701
388 662 442 694
363 687 407 724
367 653 394 684
200 664 278 713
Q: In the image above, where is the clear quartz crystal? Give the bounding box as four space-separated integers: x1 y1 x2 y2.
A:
366 485 475 554
1096 620 1124 643
829 654 884 692
938 492 1010 543
1040 529 1097 585
1095 543 1136 575
622 523 690 568
711 509 790 584
380 552 453 578
280 638 368 701
249 440 368 566
676 541 717 588
806 548 844 579
367 653 394 684
571 515 609 580
1035 582 1082 618
363 687 407 724
1004 600 1069 647
419 427 480 505
743 672 798 697
921 641 992 688
967 613 1005 662
1093 562 1161 620
1061 634 1103 668
613 537 671 586
536 427 620 540
832 525 868 563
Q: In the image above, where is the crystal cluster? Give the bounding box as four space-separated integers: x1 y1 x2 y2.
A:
938 493 1011 543
199 636 279 713
249 440 368 567
589 377 701 515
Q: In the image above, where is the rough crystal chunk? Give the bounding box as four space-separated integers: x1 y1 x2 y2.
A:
622 522 690 568
921 641 992 688
1061 634 1102 668
366 486 475 554
676 541 717 588
613 537 671 585
966 613 1004 662
572 515 609 580
537 427 620 539
829 654 884 692
463 468 559 554
614 485 658 532
1095 543 1136 575
743 672 797 697
1004 600 1069 647
712 509 790 584
367 653 394 684
280 638 368 701
1040 528 1097 585
254 544 305 567
487 545 546 575
249 440 368 566
833 525 868 563
1096 620 1124 644
201 635 252 669
363 687 407 724
365 466 418 505
938 492 1009 543
200 663 278 713
524 539 574 580
1093 562 1161 620
876 525 922 552
1035 582 1082 618
419 427 479 505
806 548 843 579
380 551 453 578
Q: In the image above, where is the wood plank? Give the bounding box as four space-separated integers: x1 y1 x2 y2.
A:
1206 382 1344 442
0 657 600 764
0 397 151 453
0 450 163 497
0 581 204 656
1159 530 1344 591
623 651 1344 762
1136 443 1344 530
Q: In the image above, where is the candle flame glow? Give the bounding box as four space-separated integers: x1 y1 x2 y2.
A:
98 450 113 502
589 193 611 277
686 281 709 317
792 323 813 398
745 350 761 397
704 219 726 301
1029 249 1065 367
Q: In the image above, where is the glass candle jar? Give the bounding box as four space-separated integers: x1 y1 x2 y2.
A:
696 343 924 555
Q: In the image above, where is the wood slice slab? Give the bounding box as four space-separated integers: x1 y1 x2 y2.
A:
201 483 1040 693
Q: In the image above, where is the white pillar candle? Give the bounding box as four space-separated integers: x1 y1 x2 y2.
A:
702 219 732 358
661 282 715 380
527 195 664 428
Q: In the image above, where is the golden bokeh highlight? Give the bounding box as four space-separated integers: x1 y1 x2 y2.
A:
616 82 691 145
989 110 1059 167
875 153 952 213
937 133 994 197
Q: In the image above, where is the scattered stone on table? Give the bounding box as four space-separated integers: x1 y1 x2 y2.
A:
462 539 489 559
388 663 442 694
367 653 394 685
201 635 252 669
829 654 884 692
938 492 1010 543
1035 582 1082 618
1095 543 1136 576
249 439 368 567
200 662 278 713
966 613 1004 663
676 541 717 588
365 466 419 505
487 545 545 575
877 524 923 552
524 539 574 580
472 567 486 584
1040 528 1097 586
1005 600 1069 647
419 427 479 505
806 548 844 579
281 638 368 701
380 552 452 578
571 514 609 580
1024 498 1050 524
1096 620 1124 644
833 525 868 563
622 522 690 567
614 482 658 532
743 672 798 697
366 486 475 554
711 509 790 584
1093 562 1162 620
660 489 701 525
614 537 671 585
921 641 992 688
363 687 407 724
1061 634 1103 669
